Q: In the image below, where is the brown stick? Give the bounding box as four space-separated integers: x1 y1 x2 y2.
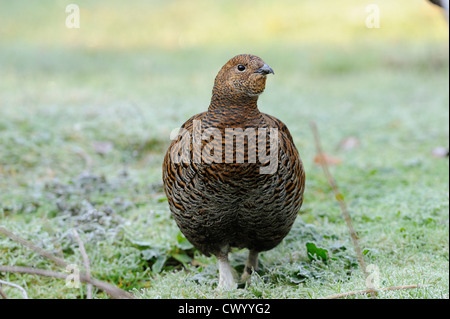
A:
311 123 426 299
0 227 135 299
0 227 68 268
310 122 376 297
322 285 422 299
0 266 134 299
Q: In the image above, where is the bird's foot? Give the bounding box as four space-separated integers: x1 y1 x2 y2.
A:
217 256 237 290
240 250 259 286
240 269 253 284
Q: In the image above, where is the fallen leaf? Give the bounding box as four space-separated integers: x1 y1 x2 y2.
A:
314 152 342 166
432 147 449 158
338 137 360 151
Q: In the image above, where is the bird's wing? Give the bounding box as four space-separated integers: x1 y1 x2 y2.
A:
260 111 305 198
162 112 206 207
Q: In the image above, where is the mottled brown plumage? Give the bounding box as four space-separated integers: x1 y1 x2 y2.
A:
162 54 305 289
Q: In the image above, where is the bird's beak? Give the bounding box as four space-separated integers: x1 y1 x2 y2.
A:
255 63 275 75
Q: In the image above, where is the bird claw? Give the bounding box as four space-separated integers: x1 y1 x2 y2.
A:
240 271 252 285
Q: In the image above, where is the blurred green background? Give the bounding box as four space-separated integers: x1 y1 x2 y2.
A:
0 0 448 298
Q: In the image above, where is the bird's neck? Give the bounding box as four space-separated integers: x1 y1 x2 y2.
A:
208 92 260 111
207 93 261 127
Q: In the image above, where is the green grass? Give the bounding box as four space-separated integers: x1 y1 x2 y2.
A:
0 0 448 299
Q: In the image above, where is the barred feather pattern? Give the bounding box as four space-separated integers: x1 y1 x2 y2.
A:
162 54 305 257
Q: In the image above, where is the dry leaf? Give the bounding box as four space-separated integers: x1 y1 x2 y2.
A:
314 152 342 166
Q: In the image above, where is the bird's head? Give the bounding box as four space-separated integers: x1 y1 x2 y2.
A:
212 54 274 102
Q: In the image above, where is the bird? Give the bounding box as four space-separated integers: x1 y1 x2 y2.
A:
428 0 449 21
162 54 305 289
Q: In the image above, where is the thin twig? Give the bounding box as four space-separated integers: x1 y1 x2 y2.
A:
0 279 28 299
72 229 92 299
310 122 423 299
0 227 68 268
310 122 376 298
0 227 135 299
322 284 423 299
0 266 134 299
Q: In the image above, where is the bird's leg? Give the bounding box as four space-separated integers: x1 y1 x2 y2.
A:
241 250 259 283
217 250 236 290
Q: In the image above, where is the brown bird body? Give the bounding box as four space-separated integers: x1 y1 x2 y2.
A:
162 54 305 289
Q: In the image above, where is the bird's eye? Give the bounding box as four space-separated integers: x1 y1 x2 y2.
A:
237 65 246 72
